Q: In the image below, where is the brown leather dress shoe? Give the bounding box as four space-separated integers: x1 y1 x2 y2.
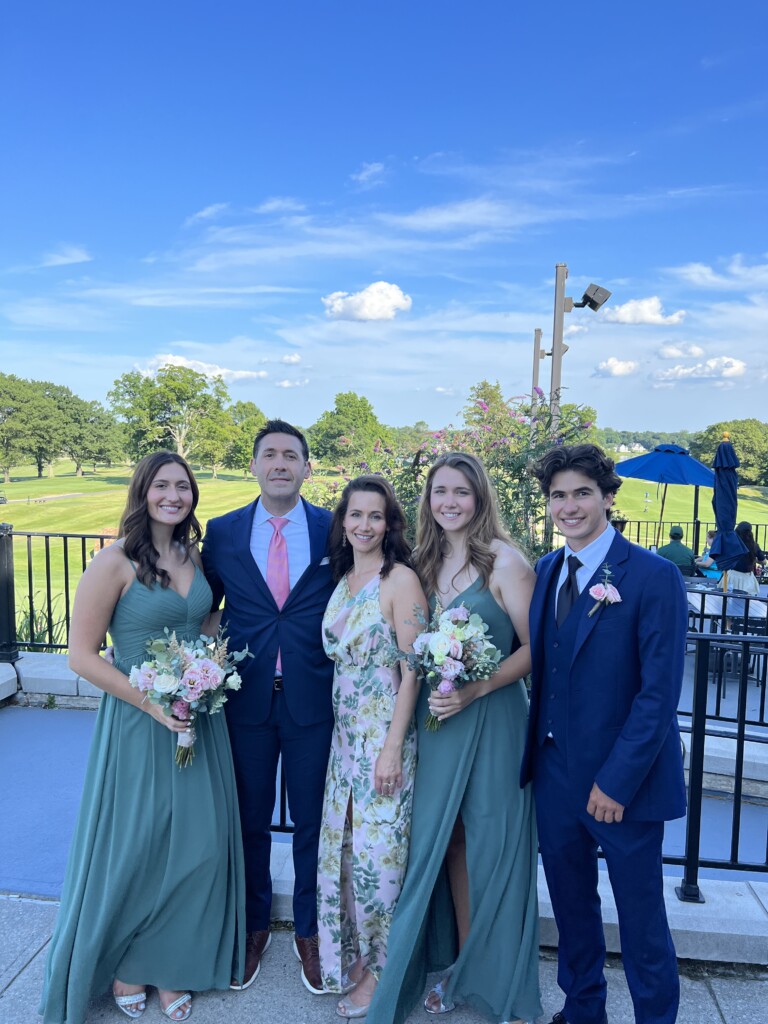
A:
230 929 271 990
293 933 324 994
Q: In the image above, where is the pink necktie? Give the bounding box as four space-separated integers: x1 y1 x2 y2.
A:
267 517 290 672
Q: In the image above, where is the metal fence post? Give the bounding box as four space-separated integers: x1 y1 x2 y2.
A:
0 523 20 664
676 635 708 903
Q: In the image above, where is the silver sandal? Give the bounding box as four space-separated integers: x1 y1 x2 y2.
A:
160 992 192 1021
113 990 147 1019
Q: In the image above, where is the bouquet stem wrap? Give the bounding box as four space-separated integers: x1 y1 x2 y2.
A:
175 727 197 767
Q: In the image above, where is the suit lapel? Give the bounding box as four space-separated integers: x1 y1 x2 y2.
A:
532 551 564 664
234 499 275 605
281 498 329 608
571 532 630 663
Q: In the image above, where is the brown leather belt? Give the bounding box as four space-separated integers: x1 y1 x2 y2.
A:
273 676 284 691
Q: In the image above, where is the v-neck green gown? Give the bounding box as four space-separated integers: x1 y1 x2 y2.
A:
367 579 541 1024
40 567 245 1024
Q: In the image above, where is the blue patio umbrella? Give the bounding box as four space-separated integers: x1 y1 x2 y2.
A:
615 443 715 547
707 436 747 572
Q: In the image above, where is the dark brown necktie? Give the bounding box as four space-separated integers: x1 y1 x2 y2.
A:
557 555 582 627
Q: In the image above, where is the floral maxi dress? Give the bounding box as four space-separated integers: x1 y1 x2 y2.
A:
317 572 417 992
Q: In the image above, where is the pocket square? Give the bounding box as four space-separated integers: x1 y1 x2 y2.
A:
319 556 330 566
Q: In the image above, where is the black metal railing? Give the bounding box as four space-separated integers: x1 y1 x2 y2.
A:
550 519 768 560
2 527 767 862
673 631 768 899
1 527 114 653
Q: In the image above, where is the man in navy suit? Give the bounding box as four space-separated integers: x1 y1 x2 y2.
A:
202 420 334 994
522 444 687 1024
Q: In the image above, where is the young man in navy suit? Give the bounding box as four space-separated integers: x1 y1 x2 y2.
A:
522 444 688 1024
202 420 335 994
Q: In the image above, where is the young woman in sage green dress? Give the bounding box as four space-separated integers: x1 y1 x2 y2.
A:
368 453 541 1024
317 476 427 1019
39 452 244 1024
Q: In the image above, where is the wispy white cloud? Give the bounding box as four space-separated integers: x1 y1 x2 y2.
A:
657 342 704 358
253 196 306 214
669 255 768 291
280 353 302 364
39 244 92 268
593 356 641 377
379 197 554 233
564 324 588 337
652 356 746 383
183 203 230 227
350 161 386 189
603 296 686 325
322 281 412 321
435 386 456 396
77 283 304 308
2 299 108 330
275 378 310 388
143 353 269 382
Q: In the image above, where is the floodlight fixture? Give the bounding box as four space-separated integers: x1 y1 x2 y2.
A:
573 283 612 311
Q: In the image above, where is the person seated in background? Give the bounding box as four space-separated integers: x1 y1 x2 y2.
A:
657 525 696 576
697 521 766 595
696 529 721 580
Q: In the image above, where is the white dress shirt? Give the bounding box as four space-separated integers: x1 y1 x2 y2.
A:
250 497 311 591
557 522 616 599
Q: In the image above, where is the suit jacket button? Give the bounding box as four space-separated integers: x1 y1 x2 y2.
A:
552 667 558 674
553 641 559 648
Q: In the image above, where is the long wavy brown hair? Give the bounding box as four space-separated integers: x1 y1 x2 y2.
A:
329 475 412 583
118 451 202 588
414 452 511 598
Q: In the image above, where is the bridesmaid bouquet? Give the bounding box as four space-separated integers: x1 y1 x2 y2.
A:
129 628 250 766
411 604 501 731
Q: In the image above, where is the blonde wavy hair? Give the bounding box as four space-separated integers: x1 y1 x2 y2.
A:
414 452 511 598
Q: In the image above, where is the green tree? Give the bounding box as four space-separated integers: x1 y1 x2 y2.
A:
58 393 123 475
108 364 231 461
18 380 67 477
224 401 267 477
196 408 238 478
0 374 31 483
309 391 393 469
690 419 768 485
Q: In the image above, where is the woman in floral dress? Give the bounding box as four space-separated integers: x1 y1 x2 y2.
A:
318 475 427 1019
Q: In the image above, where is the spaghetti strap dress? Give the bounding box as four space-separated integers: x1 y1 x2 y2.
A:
317 572 417 990
367 578 541 1024
39 566 245 1024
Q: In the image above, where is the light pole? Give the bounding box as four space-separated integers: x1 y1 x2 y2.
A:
549 264 569 435
548 263 612 436
531 327 546 441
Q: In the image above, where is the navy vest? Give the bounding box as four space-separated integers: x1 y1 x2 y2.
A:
536 566 590 749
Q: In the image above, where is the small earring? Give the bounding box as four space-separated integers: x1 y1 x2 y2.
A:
343 533 347 547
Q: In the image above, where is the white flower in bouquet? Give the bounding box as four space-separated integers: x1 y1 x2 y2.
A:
153 672 180 694
427 632 452 663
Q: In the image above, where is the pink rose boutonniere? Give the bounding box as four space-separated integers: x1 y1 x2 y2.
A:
588 563 622 618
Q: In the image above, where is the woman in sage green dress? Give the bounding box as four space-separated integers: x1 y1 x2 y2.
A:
40 452 244 1024
368 453 541 1024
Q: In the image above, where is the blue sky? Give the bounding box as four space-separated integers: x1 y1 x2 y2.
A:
1 2 766 432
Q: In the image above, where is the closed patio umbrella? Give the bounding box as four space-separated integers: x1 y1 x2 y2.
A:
708 435 747 581
615 443 715 548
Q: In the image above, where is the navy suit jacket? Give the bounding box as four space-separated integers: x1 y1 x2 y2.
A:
201 496 335 728
521 531 688 822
